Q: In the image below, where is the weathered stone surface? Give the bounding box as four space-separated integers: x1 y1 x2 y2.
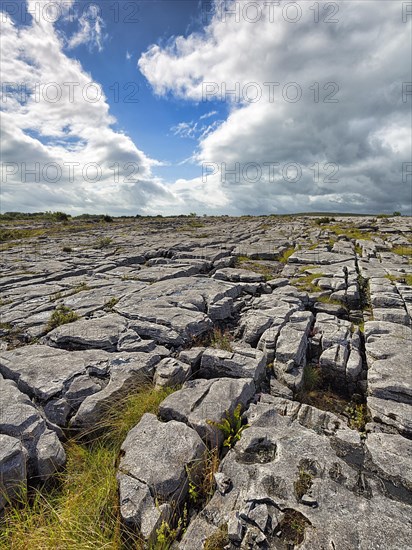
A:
70 351 162 430
0 375 66 483
364 321 412 436
118 413 206 538
198 346 266 382
154 357 191 388
2 215 412 543
0 435 27 510
273 311 313 390
114 276 240 345
0 345 109 401
45 314 128 350
158 377 255 444
179 400 412 550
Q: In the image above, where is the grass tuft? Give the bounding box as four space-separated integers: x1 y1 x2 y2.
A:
278 247 295 264
210 327 234 352
46 305 79 331
204 523 229 550
0 385 175 549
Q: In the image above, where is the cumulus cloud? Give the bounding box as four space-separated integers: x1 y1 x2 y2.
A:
0 1 179 215
139 0 412 214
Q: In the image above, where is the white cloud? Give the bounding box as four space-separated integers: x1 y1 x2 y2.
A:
0 2 179 215
67 4 106 52
126 50 132 60
200 110 218 120
139 0 412 214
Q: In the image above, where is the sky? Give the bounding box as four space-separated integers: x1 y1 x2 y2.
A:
0 0 411 216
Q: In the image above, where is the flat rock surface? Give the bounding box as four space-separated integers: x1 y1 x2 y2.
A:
1 214 412 541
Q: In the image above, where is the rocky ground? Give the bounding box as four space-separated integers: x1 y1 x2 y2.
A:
0 214 411 549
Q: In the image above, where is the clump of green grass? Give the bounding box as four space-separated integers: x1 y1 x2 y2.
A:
294 272 324 292
67 281 90 295
234 256 276 281
46 305 79 331
315 295 345 307
0 385 175 550
354 244 362 256
294 468 313 501
278 247 295 264
186 447 220 509
345 403 369 432
0 227 46 243
278 509 311 546
302 364 321 392
104 297 119 312
392 246 412 257
93 237 112 249
204 523 229 550
314 216 335 225
210 327 234 352
323 224 373 241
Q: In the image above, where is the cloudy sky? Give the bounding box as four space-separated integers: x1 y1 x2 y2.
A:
1 0 411 215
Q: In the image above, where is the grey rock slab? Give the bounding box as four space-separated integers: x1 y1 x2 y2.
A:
154 357 192 388
158 377 255 444
115 276 241 345
0 434 27 510
70 351 162 431
178 346 205 370
179 401 412 550
118 413 206 537
117 329 157 352
212 268 265 283
288 250 352 265
365 432 412 491
45 314 128 350
0 345 110 401
365 322 412 404
368 397 412 436
372 307 410 326
274 312 313 386
117 474 171 539
134 264 202 283
198 347 266 382
63 284 143 316
0 375 66 481
269 377 294 399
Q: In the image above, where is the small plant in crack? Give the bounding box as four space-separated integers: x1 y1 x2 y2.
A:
210 327 234 352
302 364 322 393
46 305 79 331
207 403 249 449
203 523 229 550
186 447 220 508
294 468 313 501
152 506 188 550
103 297 119 312
93 237 112 249
278 509 311 546
345 403 369 432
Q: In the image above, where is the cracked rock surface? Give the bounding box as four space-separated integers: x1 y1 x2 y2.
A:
1 214 411 549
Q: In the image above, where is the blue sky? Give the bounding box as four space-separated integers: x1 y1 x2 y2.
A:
1 1 411 215
59 1 221 181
